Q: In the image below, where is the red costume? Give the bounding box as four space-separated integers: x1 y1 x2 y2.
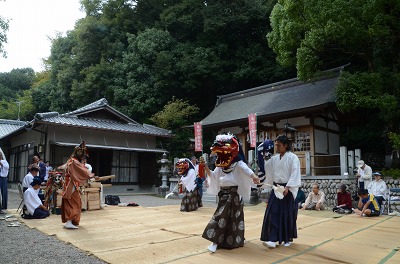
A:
60 141 91 227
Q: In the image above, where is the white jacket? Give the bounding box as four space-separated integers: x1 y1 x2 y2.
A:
358 164 372 188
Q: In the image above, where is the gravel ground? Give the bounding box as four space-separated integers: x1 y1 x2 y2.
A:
0 191 105 264
1 190 216 264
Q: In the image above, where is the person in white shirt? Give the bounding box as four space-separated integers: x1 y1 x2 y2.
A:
22 165 40 192
44 161 53 181
367 172 387 206
23 178 50 219
356 160 372 190
191 156 199 175
302 183 326 210
261 135 301 248
0 151 10 213
82 157 92 173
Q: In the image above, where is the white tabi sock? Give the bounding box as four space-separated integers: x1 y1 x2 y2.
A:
207 243 218 253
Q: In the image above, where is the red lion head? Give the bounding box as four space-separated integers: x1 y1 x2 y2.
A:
211 134 240 168
175 158 191 175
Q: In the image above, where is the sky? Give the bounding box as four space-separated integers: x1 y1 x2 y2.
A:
0 0 85 73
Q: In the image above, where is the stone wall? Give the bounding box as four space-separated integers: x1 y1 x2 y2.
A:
301 176 400 213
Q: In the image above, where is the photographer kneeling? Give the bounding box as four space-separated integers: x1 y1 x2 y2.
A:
353 189 380 217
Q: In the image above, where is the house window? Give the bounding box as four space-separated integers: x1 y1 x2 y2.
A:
8 143 34 182
111 151 139 183
292 131 311 152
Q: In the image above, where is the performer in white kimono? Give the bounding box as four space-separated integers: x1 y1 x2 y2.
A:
261 135 301 248
176 158 199 212
203 134 260 253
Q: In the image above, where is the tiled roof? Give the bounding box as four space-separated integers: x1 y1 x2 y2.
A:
33 99 172 137
0 119 27 139
63 98 138 124
201 68 342 127
36 115 172 136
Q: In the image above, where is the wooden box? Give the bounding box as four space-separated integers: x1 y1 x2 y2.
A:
81 192 88 211
56 194 62 207
89 182 101 188
88 200 101 210
87 192 99 201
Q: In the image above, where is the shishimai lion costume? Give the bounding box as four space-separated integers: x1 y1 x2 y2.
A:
175 158 199 212
202 134 259 253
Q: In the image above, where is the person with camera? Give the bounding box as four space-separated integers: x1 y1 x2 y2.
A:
354 189 380 217
356 160 372 190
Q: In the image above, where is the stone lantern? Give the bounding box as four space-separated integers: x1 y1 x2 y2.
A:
159 153 170 189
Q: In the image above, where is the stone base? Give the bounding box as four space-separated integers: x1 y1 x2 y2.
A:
157 187 170 197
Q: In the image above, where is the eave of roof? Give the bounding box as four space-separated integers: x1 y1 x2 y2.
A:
34 116 172 138
0 119 28 140
201 68 342 128
52 141 168 153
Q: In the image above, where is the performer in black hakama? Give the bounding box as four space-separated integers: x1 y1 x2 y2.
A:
260 135 301 248
202 134 260 253
176 158 199 212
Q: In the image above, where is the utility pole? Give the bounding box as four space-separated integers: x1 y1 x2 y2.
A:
16 101 22 120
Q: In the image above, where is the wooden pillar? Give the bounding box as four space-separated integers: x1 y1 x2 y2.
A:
305 151 311 176
340 146 348 176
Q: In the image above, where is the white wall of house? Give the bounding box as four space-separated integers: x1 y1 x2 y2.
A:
10 130 41 147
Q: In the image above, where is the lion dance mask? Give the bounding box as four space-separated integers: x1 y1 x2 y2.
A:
211 134 241 169
175 158 194 176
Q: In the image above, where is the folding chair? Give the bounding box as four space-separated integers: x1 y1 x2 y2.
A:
17 183 24 213
387 188 400 214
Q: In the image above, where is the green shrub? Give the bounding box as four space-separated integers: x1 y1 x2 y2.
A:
382 168 400 179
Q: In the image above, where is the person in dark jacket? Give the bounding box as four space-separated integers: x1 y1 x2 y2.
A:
332 184 352 213
295 187 306 209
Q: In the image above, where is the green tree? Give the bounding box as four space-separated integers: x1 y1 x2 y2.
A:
115 28 179 120
267 0 400 133
150 98 200 157
0 12 8 57
43 0 291 123
0 68 36 102
150 97 200 130
0 89 35 120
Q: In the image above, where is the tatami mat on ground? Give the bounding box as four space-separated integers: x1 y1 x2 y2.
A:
16 204 400 264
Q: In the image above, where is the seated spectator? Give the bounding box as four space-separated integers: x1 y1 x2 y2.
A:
22 165 40 192
23 178 50 219
367 172 387 207
332 184 352 213
295 187 306 209
354 189 380 217
302 183 325 211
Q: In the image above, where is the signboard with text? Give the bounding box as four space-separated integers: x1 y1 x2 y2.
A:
194 122 203 152
248 113 257 148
